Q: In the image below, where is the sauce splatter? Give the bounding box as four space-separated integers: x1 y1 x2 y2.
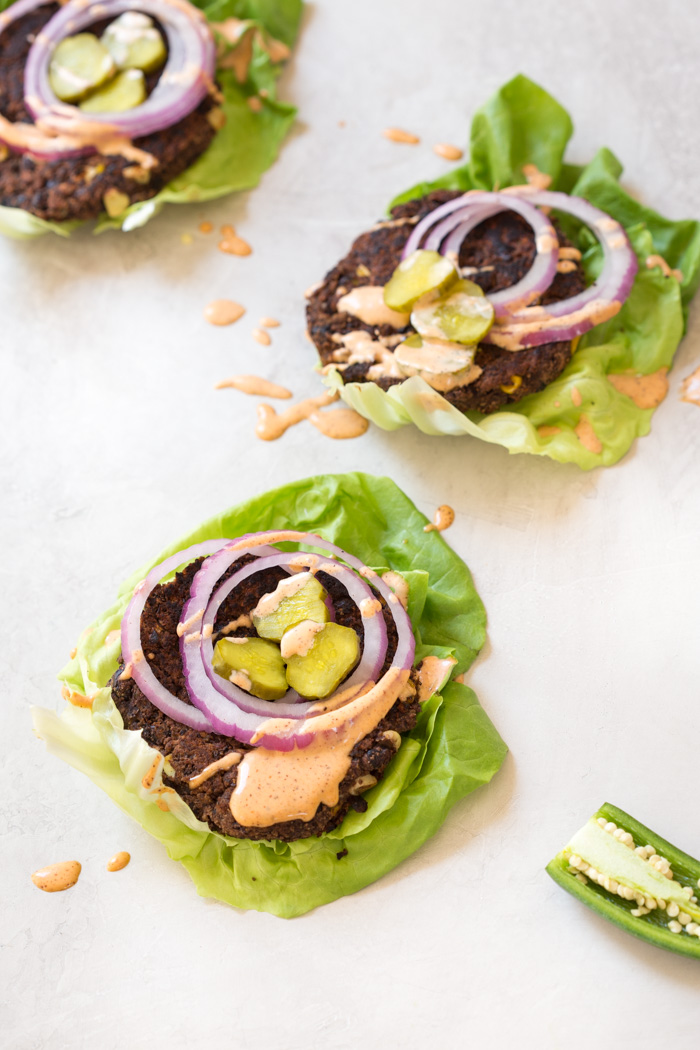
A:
433 143 463 161
571 386 583 407
31 861 81 893
61 684 94 709
216 374 292 399
383 127 420 144
522 163 552 190
574 415 602 454
537 425 561 439
646 254 683 281
424 505 455 533
218 225 252 256
252 327 272 346
608 367 668 409
417 656 457 702
256 391 336 440
107 851 131 872
681 365 700 406
308 406 369 440
204 299 246 326
199 220 213 234
105 629 121 646
188 752 242 789
259 316 280 328
337 286 409 328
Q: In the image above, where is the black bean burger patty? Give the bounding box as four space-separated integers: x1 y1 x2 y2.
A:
0 5 217 223
111 557 420 842
306 190 587 415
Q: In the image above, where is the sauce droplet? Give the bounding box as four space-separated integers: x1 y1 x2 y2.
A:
433 143 463 161
259 316 280 328
308 406 369 440
31 860 81 893
107 851 131 872
215 374 292 399
204 299 245 326
218 225 252 256
199 220 213 234
424 505 455 533
608 367 669 409
383 127 420 144
574 415 602 454
646 254 683 281
255 391 336 441
252 327 271 345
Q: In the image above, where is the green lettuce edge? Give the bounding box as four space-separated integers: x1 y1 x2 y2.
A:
34 472 507 918
328 74 700 470
0 0 302 239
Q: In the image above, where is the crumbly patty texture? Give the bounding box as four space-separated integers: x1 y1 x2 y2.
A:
111 558 420 842
306 190 587 415
0 5 216 223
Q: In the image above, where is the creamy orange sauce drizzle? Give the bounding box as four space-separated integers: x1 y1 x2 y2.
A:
681 365 700 406
360 597 383 618
218 225 252 256
61 684 94 709
107 851 131 872
383 127 420 144
490 299 621 352
308 406 369 439
574 415 602 454
280 620 324 658
417 656 457 702
260 316 280 328
141 756 161 791
199 220 213 234
216 374 292 399
188 751 241 789
424 505 455 533
571 386 583 407
393 337 482 392
433 143 463 161
538 425 561 438
230 668 408 826
32 861 81 893
559 246 582 261
251 327 272 346
220 613 252 634
381 571 409 610
256 391 365 441
105 629 120 646
253 572 312 618
608 367 669 409
69 647 77 659
337 286 409 328
557 260 577 274
204 299 245 326
646 254 683 281
522 163 552 190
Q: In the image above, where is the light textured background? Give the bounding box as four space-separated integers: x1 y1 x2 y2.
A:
3 1 700 1047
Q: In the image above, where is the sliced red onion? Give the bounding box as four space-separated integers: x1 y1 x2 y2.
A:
402 191 559 318
120 539 228 732
482 189 638 348
26 0 215 135
120 530 416 752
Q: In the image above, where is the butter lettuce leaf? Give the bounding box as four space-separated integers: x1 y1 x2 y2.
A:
0 0 302 238
330 75 700 469
34 473 506 917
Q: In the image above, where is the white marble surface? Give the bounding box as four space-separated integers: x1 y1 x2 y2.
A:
3 1 700 1046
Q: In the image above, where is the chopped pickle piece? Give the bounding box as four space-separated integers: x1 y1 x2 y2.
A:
212 637 288 701
49 34 116 103
411 279 494 345
383 250 459 313
547 803 700 960
101 12 167 73
252 572 329 642
79 69 146 114
394 332 476 377
285 623 360 699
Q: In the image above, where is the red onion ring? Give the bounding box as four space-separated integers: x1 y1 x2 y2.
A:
481 188 638 348
120 539 228 732
402 191 559 318
119 531 416 753
25 0 215 141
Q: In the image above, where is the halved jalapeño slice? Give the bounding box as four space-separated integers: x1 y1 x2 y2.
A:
411 279 494 345
383 249 458 313
547 803 700 959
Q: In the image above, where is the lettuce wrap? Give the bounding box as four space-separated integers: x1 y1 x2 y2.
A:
0 0 302 238
324 75 700 469
33 473 507 918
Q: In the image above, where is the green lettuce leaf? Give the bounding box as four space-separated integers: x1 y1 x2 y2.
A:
0 0 302 238
328 75 700 469
33 473 507 917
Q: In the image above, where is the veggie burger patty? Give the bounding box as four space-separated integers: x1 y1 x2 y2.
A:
112 556 421 842
0 4 216 223
307 190 587 415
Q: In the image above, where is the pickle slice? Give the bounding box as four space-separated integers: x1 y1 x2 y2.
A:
79 69 146 114
101 12 167 73
212 637 288 701
394 332 476 376
284 623 360 699
547 803 700 960
49 34 116 103
252 573 329 642
383 250 459 313
411 279 494 345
